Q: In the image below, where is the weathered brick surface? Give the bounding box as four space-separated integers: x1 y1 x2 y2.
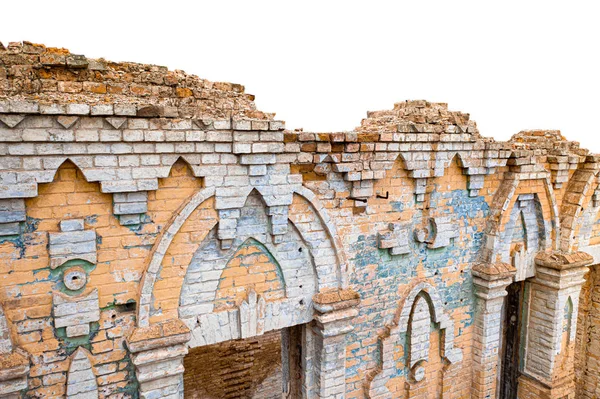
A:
183 330 282 398
0 41 599 399
0 42 267 121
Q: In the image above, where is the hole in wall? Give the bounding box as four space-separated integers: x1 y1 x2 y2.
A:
114 302 137 313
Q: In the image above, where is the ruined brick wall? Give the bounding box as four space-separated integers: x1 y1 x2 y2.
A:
0 41 599 399
183 330 282 399
0 41 267 120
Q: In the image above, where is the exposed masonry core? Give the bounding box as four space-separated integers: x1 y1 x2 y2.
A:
183 330 284 399
1 41 600 399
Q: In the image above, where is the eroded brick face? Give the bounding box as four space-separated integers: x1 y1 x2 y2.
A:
0 41 599 399
183 330 283 399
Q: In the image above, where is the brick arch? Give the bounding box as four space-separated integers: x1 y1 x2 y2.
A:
577 192 600 249
481 175 559 265
178 215 318 347
496 193 551 280
213 237 288 307
137 185 346 327
138 186 216 327
365 281 463 399
292 186 348 286
560 166 599 252
392 151 427 179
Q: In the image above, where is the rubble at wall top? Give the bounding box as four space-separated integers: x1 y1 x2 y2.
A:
0 41 268 120
0 41 595 160
509 130 588 156
357 100 479 137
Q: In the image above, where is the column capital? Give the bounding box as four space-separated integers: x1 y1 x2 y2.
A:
473 262 516 283
535 250 593 271
312 288 360 337
533 251 593 290
127 319 191 399
471 262 515 399
473 262 516 300
127 318 191 354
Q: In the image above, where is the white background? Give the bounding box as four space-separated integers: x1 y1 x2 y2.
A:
2 1 599 151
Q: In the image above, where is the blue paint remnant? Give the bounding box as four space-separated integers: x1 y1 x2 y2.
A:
390 201 405 213
24 216 40 233
346 189 489 378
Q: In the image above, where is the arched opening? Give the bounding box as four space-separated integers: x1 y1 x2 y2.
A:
406 293 444 398
179 191 319 398
498 280 527 399
365 282 462 398
499 194 548 281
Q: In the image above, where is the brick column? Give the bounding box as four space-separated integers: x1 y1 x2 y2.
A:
311 289 360 399
471 262 516 399
127 319 191 399
518 251 593 399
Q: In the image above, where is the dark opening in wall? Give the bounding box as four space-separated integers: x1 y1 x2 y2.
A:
183 326 304 398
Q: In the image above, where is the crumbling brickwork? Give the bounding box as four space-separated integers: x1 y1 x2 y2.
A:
183 330 283 399
0 41 600 399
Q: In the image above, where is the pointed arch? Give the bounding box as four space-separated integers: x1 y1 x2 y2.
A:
292 185 348 286
44 158 93 185
564 296 574 346
138 186 216 327
365 281 463 399
161 155 206 181
178 191 318 348
561 166 600 252
166 156 193 174
434 151 469 178
481 175 559 266
138 185 346 328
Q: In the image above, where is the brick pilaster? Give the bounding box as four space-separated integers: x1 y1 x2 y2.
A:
311 289 360 399
471 262 516 399
127 319 191 399
518 251 593 399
